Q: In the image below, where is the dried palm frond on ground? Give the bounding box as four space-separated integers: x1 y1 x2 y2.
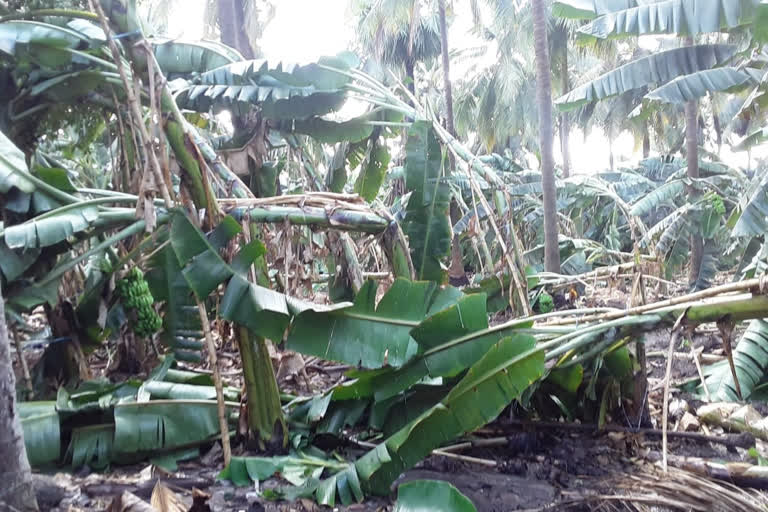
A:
563 465 768 512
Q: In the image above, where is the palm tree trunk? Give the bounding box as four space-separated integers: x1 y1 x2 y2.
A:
560 48 571 178
437 0 454 137
0 281 39 512
438 0 465 285
685 37 702 286
532 0 560 273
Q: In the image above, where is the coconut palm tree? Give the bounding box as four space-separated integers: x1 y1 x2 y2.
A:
533 0 561 272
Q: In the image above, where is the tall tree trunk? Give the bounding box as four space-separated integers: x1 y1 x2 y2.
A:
685 37 702 286
218 0 255 59
560 49 571 178
437 0 454 137
405 59 416 98
438 0 465 285
0 282 39 512
686 100 703 284
532 0 560 273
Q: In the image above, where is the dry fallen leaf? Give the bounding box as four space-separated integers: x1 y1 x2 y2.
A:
150 481 186 512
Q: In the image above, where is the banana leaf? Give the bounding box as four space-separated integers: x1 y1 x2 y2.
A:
702 319 768 401
152 38 239 76
629 180 685 216
394 480 476 512
553 0 639 19
757 0 768 42
354 137 391 202
112 400 226 455
732 163 768 237
576 0 758 42
555 44 738 111
402 120 451 282
0 20 87 67
3 204 100 249
733 125 768 152
645 68 755 104
355 334 544 495
286 279 439 369
174 53 359 120
0 129 36 196
140 381 240 402
145 244 204 362
66 424 114 470
19 402 60 467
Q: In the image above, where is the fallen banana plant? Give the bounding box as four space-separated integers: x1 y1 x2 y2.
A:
18 361 240 471
218 280 768 504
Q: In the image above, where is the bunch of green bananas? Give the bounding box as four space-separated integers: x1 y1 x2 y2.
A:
710 193 726 216
116 267 162 337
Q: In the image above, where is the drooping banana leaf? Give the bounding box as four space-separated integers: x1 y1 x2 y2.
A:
152 38 240 76
575 0 758 42
553 0 640 19
3 204 100 250
555 44 738 111
733 125 768 152
354 136 391 202
173 53 359 119
112 400 227 456
169 212 337 341
66 424 114 470
0 129 36 196
19 401 60 467
0 20 88 66
732 163 768 238
629 180 685 216
355 334 544 495
402 120 451 282
286 279 439 369
645 68 755 104
145 244 204 362
702 319 768 401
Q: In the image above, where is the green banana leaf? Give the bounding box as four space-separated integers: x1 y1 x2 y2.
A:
355 334 544 495
169 212 336 341
702 319 768 401
3 204 100 249
174 53 359 120
645 68 755 104
555 44 738 111
394 480 476 512
576 0 758 42
0 20 88 67
152 38 239 76
402 120 451 282
732 164 768 237
0 238 39 282
553 0 639 19
733 125 768 152
112 400 226 455
0 129 36 196
66 424 114 470
757 0 768 41
19 402 60 467
629 180 685 216
286 279 438 369
146 244 204 362
354 137 391 202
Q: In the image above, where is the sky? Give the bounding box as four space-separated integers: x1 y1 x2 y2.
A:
167 0 760 174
